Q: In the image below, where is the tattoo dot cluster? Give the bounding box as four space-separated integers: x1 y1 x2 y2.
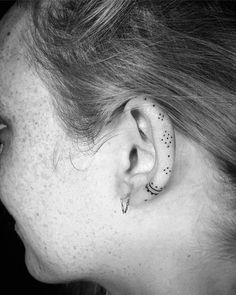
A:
158 113 165 121
144 98 164 121
161 131 173 148
163 167 172 175
143 97 173 199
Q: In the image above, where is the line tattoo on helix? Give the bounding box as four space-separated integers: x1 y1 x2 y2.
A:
145 183 163 196
143 97 173 199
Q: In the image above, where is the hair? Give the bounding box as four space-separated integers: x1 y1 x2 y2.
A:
19 0 235 264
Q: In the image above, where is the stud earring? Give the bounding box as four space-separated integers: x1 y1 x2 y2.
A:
120 195 130 214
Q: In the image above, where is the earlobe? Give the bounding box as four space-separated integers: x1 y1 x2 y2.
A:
119 97 175 212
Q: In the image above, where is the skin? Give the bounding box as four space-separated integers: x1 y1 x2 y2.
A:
0 4 236 295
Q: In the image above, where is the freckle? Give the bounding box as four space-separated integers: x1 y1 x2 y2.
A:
36 212 39 217
7 32 11 36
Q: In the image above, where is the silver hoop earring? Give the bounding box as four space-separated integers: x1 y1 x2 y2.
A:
120 196 130 214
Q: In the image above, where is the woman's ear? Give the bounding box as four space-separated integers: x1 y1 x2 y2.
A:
116 96 176 211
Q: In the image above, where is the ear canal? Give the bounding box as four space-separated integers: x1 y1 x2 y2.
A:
143 97 175 201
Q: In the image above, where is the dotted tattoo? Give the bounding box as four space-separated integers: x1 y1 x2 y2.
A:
158 113 165 120
161 131 173 148
163 167 172 175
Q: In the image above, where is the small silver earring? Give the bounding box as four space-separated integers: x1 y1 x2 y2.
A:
120 196 130 214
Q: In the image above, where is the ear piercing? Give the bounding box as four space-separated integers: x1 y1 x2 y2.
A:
120 195 130 214
120 97 174 214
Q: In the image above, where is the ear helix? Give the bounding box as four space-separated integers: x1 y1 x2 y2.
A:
143 97 175 202
120 97 175 214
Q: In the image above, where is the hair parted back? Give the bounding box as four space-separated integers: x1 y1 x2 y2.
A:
19 0 235 262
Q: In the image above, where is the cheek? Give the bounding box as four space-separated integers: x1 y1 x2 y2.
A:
0 144 49 216
0 132 121 278
0 147 84 246
0 135 65 255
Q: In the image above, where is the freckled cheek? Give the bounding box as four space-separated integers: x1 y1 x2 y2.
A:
0 144 52 219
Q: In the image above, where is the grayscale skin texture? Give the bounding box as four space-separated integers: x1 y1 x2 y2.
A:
0 4 235 295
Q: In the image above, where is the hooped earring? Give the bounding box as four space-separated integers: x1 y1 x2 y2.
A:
120 195 130 214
